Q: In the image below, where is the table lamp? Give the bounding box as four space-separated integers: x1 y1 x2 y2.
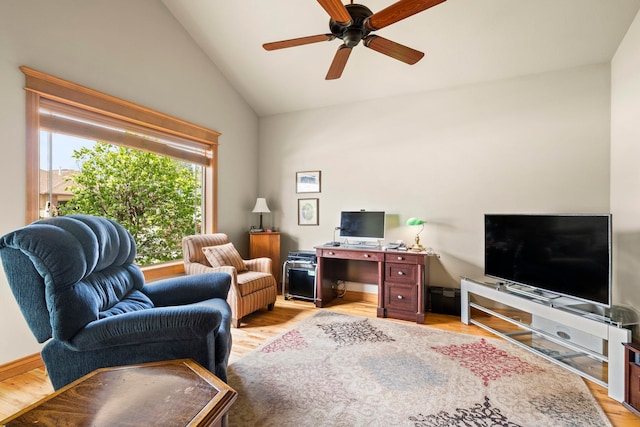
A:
252 198 270 231
406 217 425 252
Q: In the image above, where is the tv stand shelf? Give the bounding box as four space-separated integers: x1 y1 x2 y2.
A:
461 278 632 402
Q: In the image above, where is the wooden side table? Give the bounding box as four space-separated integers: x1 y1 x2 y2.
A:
1 359 237 427
249 231 281 286
624 342 640 416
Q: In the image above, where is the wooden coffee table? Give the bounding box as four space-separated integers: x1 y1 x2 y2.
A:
1 359 237 426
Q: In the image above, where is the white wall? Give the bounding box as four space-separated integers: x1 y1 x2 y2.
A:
611 10 640 324
259 64 612 292
0 0 258 364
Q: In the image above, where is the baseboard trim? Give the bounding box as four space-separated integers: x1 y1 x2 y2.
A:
340 290 377 303
0 353 44 382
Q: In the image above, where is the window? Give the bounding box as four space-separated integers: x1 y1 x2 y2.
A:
23 66 220 277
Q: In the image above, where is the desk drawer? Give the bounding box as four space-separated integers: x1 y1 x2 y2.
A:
385 252 425 264
319 249 383 262
385 282 418 312
385 262 418 284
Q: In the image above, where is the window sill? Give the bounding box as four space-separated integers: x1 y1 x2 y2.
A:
141 261 185 281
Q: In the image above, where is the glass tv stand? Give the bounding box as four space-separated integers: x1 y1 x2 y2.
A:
461 277 634 402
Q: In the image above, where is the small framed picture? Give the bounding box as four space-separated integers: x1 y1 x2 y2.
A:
298 198 319 226
296 170 321 193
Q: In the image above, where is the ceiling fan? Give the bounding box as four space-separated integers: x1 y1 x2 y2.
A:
263 0 446 80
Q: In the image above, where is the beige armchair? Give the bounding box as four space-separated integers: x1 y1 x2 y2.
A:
182 234 277 328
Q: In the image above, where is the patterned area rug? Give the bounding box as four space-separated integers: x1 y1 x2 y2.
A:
227 311 611 426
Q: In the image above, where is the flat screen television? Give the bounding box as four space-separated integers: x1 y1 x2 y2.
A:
339 211 385 242
484 214 612 308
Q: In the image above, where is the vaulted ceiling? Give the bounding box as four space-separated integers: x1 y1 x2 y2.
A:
162 0 640 117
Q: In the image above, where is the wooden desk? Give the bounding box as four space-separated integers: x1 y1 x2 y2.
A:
315 246 428 323
1 359 237 427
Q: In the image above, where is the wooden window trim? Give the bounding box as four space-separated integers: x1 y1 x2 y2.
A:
141 261 185 281
22 66 219 277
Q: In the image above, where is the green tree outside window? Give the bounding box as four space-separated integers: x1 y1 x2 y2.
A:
57 142 202 265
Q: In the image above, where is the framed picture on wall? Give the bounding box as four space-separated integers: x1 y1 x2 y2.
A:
298 198 319 226
296 171 321 193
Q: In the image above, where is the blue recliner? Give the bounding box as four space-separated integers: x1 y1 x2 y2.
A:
0 214 233 390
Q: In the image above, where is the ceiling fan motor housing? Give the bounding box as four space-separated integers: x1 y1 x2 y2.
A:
329 4 373 48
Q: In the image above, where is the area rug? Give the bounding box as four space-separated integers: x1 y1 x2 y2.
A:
227 311 611 427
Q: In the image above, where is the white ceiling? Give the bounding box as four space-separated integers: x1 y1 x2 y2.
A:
162 0 640 117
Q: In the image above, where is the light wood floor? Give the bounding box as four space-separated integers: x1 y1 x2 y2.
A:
1 295 639 426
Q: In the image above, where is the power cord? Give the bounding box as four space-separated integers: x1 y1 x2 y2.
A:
336 280 347 298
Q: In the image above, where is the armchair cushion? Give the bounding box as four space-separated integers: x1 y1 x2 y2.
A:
99 290 154 319
202 243 247 272
236 271 276 297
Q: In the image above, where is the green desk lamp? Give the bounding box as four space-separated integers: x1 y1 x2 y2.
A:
406 217 425 252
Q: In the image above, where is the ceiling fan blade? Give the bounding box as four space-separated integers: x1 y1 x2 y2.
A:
325 45 352 80
317 0 352 25
263 34 336 51
363 35 424 65
366 0 446 31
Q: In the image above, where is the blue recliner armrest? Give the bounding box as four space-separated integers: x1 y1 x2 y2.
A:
141 272 231 307
68 306 222 351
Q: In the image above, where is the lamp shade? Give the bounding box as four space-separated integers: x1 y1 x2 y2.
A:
252 198 271 213
406 217 424 226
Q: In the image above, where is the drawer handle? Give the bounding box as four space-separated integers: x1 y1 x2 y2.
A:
397 271 404 276
397 295 404 300
397 256 404 260
328 252 334 255
363 254 370 258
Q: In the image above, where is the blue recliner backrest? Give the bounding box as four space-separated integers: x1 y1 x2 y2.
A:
0 215 150 343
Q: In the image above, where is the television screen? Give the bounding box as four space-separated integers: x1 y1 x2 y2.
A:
484 214 611 307
339 211 385 241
